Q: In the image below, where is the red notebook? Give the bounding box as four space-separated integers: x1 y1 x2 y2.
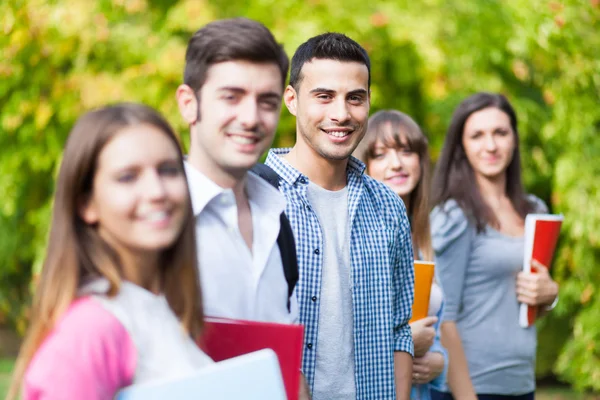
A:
519 213 563 328
197 318 304 400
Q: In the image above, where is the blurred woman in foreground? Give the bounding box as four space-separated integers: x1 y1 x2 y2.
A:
8 103 212 400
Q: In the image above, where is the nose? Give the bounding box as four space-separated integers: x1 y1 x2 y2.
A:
484 133 498 151
389 150 403 169
143 171 168 201
238 97 259 130
329 98 351 123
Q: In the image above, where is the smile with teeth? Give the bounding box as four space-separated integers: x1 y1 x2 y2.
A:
142 210 170 223
323 129 352 138
229 134 260 145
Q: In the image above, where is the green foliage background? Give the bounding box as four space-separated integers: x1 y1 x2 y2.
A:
1 0 599 391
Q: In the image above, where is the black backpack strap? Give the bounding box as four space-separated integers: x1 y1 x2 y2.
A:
250 163 299 312
250 162 281 188
278 213 299 311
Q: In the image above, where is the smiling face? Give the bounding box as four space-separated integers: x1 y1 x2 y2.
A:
284 59 370 162
367 137 422 199
80 124 189 255
462 107 516 181
180 60 284 181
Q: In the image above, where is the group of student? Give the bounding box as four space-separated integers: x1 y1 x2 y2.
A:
7 16 560 400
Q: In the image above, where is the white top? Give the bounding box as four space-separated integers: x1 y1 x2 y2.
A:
82 279 213 384
185 162 298 323
306 182 356 400
428 281 443 317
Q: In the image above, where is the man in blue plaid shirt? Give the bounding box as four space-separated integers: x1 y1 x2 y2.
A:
265 33 415 400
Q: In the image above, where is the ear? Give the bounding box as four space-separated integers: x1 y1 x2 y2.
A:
176 84 199 125
78 195 99 225
283 85 298 116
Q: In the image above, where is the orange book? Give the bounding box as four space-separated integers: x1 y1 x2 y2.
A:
410 260 435 323
197 318 304 400
519 214 563 328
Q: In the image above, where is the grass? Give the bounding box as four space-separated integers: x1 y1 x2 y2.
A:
0 357 597 398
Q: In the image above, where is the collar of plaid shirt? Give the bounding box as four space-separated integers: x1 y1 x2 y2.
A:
265 148 415 400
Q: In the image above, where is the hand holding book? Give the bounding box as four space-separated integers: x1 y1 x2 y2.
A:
518 213 563 328
516 259 559 306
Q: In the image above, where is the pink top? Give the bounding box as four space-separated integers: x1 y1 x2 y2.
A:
23 280 213 399
24 297 137 399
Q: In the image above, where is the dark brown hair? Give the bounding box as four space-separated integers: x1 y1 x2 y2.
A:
289 32 371 90
184 18 289 93
431 92 535 232
355 110 432 260
8 103 203 399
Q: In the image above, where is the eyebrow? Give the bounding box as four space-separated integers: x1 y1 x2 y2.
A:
347 89 368 97
308 88 368 97
217 86 281 100
309 88 336 95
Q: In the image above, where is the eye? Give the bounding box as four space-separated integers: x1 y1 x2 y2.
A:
221 93 239 102
495 128 510 136
348 95 364 104
117 172 137 183
259 100 280 111
159 164 182 177
316 94 332 101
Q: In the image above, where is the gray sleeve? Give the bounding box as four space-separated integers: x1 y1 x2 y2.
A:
430 201 474 322
526 194 549 214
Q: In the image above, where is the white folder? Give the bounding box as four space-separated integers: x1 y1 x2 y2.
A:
115 349 287 400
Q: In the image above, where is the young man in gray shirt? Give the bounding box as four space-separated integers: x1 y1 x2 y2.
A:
265 32 415 400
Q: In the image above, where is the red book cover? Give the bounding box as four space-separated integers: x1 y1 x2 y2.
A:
197 318 304 400
519 214 563 328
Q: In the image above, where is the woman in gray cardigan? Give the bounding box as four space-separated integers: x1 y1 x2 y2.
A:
429 93 559 400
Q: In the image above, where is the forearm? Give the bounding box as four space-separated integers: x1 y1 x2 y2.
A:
440 322 477 400
394 351 412 400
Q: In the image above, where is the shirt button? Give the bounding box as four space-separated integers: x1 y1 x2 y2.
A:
299 177 307 184
305 204 311 211
307 343 313 349
314 248 320 255
311 296 317 302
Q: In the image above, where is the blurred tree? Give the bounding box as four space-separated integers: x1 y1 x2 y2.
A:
1 0 598 389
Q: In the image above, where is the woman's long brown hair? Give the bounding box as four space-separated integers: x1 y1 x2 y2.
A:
431 92 535 232
354 109 433 261
7 103 203 399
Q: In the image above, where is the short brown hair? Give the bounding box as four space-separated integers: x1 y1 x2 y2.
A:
184 18 289 92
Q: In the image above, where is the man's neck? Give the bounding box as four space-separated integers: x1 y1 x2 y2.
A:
188 149 244 191
284 145 348 191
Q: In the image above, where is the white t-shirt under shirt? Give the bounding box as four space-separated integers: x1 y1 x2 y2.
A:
185 162 298 324
306 182 356 400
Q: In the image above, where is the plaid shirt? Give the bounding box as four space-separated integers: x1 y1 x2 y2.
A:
265 149 415 399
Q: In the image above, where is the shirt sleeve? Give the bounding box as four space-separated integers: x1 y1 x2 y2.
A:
392 210 415 356
427 302 449 390
527 194 549 213
23 297 137 400
430 201 473 322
